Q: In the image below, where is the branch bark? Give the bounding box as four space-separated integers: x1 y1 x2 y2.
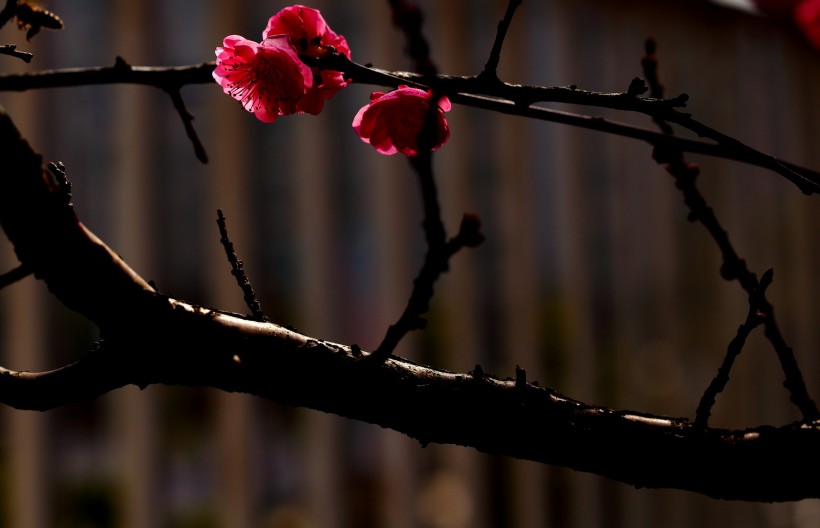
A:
1 104 819 503
1 59 818 193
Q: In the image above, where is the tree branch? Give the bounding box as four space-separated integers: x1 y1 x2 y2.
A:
480 0 522 80
2 321 820 503
0 44 32 63
1 58 818 193
694 269 772 428
216 209 267 323
642 39 819 421
0 263 31 289
2 91 820 503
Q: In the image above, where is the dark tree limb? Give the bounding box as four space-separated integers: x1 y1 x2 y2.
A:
1 59 818 193
2 319 820 503
2 90 820 503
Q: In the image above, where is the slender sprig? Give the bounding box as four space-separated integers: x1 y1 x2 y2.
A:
0 264 32 289
643 37 819 422
0 57 818 193
694 269 772 428
0 44 32 63
367 0 454 363
216 209 267 323
480 0 522 80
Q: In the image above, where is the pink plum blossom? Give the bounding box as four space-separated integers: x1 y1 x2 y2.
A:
263 5 352 114
796 0 820 49
352 86 451 156
213 35 312 123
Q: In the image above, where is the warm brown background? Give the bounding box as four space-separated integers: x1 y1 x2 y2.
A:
1 0 819 526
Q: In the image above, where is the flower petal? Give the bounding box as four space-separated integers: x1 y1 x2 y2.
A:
352 86 452 157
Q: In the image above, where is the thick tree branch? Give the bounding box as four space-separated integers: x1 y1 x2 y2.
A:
2 99 820 503
2 322 820 503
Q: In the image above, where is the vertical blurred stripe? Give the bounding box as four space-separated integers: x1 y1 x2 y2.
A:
207 4 258 528
110 1 161 527
0 38 49 525
489 5 551 526
1 163 48 528
361 0 423 523
2 280 48 528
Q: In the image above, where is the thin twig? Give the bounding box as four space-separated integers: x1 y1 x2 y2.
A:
386 0 437 78
0 264 32 289
368 0 446 363
641 37 672 135
480 0 523 80
368 207 484 363
216 209 267 322
694 269 772 428
643 38 819 421
47 160 72 205
165 86 208 163
0 44 32 63
368 0 487 363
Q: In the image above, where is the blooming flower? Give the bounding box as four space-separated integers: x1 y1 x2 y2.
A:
263 5 352 115
795 0 820 50
352 86 451 156
213 35 312 123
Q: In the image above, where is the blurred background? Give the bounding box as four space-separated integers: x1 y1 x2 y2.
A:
1 0 820 526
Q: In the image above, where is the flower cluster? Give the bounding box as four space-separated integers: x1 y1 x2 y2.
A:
214 5 451 156
213 5 350 123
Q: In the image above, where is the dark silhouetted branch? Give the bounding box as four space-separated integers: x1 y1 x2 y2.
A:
480 0 522 80
0 264 31 289
216 209 267 323
0 44 32 63
694 269 772 428
165 86 208 163
1 57 817 192
643 38 819 421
